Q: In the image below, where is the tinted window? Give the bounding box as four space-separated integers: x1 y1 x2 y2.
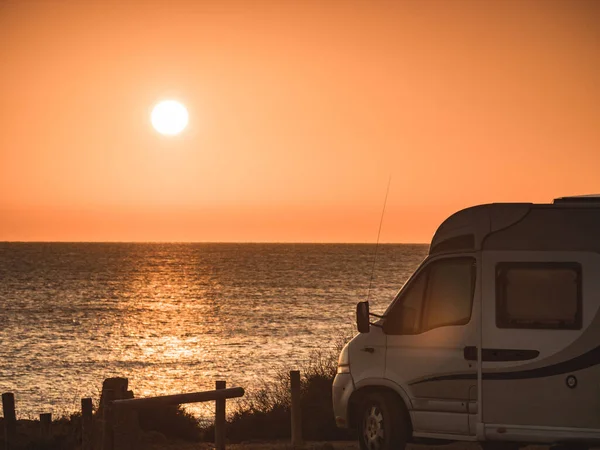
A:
496 262 582 330
384 269 426 334
422 258 475 331
384 257 475 335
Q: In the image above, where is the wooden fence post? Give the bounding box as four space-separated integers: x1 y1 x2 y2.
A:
2 392 17 450
40 413 52 439
290 370 303 447
113 389 139 450
102 389 115 450
81 397 93 450
215 380 226 450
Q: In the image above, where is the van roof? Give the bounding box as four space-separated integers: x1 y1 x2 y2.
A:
430 195 600 255
553 194 600 204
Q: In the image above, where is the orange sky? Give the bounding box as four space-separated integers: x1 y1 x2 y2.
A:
1 0 599 243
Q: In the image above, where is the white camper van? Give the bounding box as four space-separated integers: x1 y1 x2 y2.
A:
332 196 600 450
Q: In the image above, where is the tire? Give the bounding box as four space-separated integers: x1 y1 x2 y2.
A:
357 391 410 450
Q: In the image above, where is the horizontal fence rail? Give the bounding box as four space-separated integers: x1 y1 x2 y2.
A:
112 386 245 410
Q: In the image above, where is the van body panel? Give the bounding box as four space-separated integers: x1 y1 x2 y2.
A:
483 207 600 252
409 378 477 401
411 410 471 435
412 431 479 442
347 325 386 382
483 424 600 444
430 203 531 254
332 373 354 428
481 250 600 429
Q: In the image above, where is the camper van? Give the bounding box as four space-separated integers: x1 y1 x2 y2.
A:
332 196 600 450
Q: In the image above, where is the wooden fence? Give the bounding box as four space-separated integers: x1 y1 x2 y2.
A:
1 371 305 450
1 380 244 450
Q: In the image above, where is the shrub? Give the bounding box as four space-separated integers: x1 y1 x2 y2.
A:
0 413 82 450
137 404 201 441
221 329 356 443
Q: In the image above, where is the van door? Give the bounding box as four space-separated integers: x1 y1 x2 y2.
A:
480 251 600 436
384 255 478 436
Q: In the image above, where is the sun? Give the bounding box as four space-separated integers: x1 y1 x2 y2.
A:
151 100 189 136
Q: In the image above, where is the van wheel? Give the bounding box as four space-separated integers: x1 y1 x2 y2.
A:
358 391 409 450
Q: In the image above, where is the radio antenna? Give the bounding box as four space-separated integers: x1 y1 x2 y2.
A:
366 175 392 303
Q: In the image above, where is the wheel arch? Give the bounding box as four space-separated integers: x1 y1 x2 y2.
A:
348 379 413 432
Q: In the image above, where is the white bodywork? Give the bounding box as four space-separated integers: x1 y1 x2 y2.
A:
332 196 600 445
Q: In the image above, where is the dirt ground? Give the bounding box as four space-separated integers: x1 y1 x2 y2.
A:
148 440 555 450
149 442 359 450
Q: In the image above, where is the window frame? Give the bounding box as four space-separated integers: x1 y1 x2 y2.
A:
495 261 583 330
384 256 477 335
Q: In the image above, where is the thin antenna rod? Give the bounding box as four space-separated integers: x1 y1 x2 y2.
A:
366 175 392 302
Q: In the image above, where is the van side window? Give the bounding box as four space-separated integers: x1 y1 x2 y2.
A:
422 258 475 332
384 269 427 334
496 262 582 330
384 257 475 335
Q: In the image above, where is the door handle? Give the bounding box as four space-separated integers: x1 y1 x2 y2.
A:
361 347 375 354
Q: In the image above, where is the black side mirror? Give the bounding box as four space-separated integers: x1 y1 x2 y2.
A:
356 301 370 333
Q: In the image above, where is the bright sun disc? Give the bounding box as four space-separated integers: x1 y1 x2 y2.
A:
151 100 189 135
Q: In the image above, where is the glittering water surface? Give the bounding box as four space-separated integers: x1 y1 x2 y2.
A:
0 243 428 419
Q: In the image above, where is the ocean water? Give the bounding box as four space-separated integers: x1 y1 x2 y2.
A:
0 243 428 419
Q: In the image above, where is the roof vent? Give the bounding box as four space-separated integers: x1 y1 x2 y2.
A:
553 194 600 205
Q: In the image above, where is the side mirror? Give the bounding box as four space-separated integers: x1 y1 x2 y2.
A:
356 301 370 333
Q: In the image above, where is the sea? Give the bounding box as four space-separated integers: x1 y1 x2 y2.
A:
0 243 428 419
